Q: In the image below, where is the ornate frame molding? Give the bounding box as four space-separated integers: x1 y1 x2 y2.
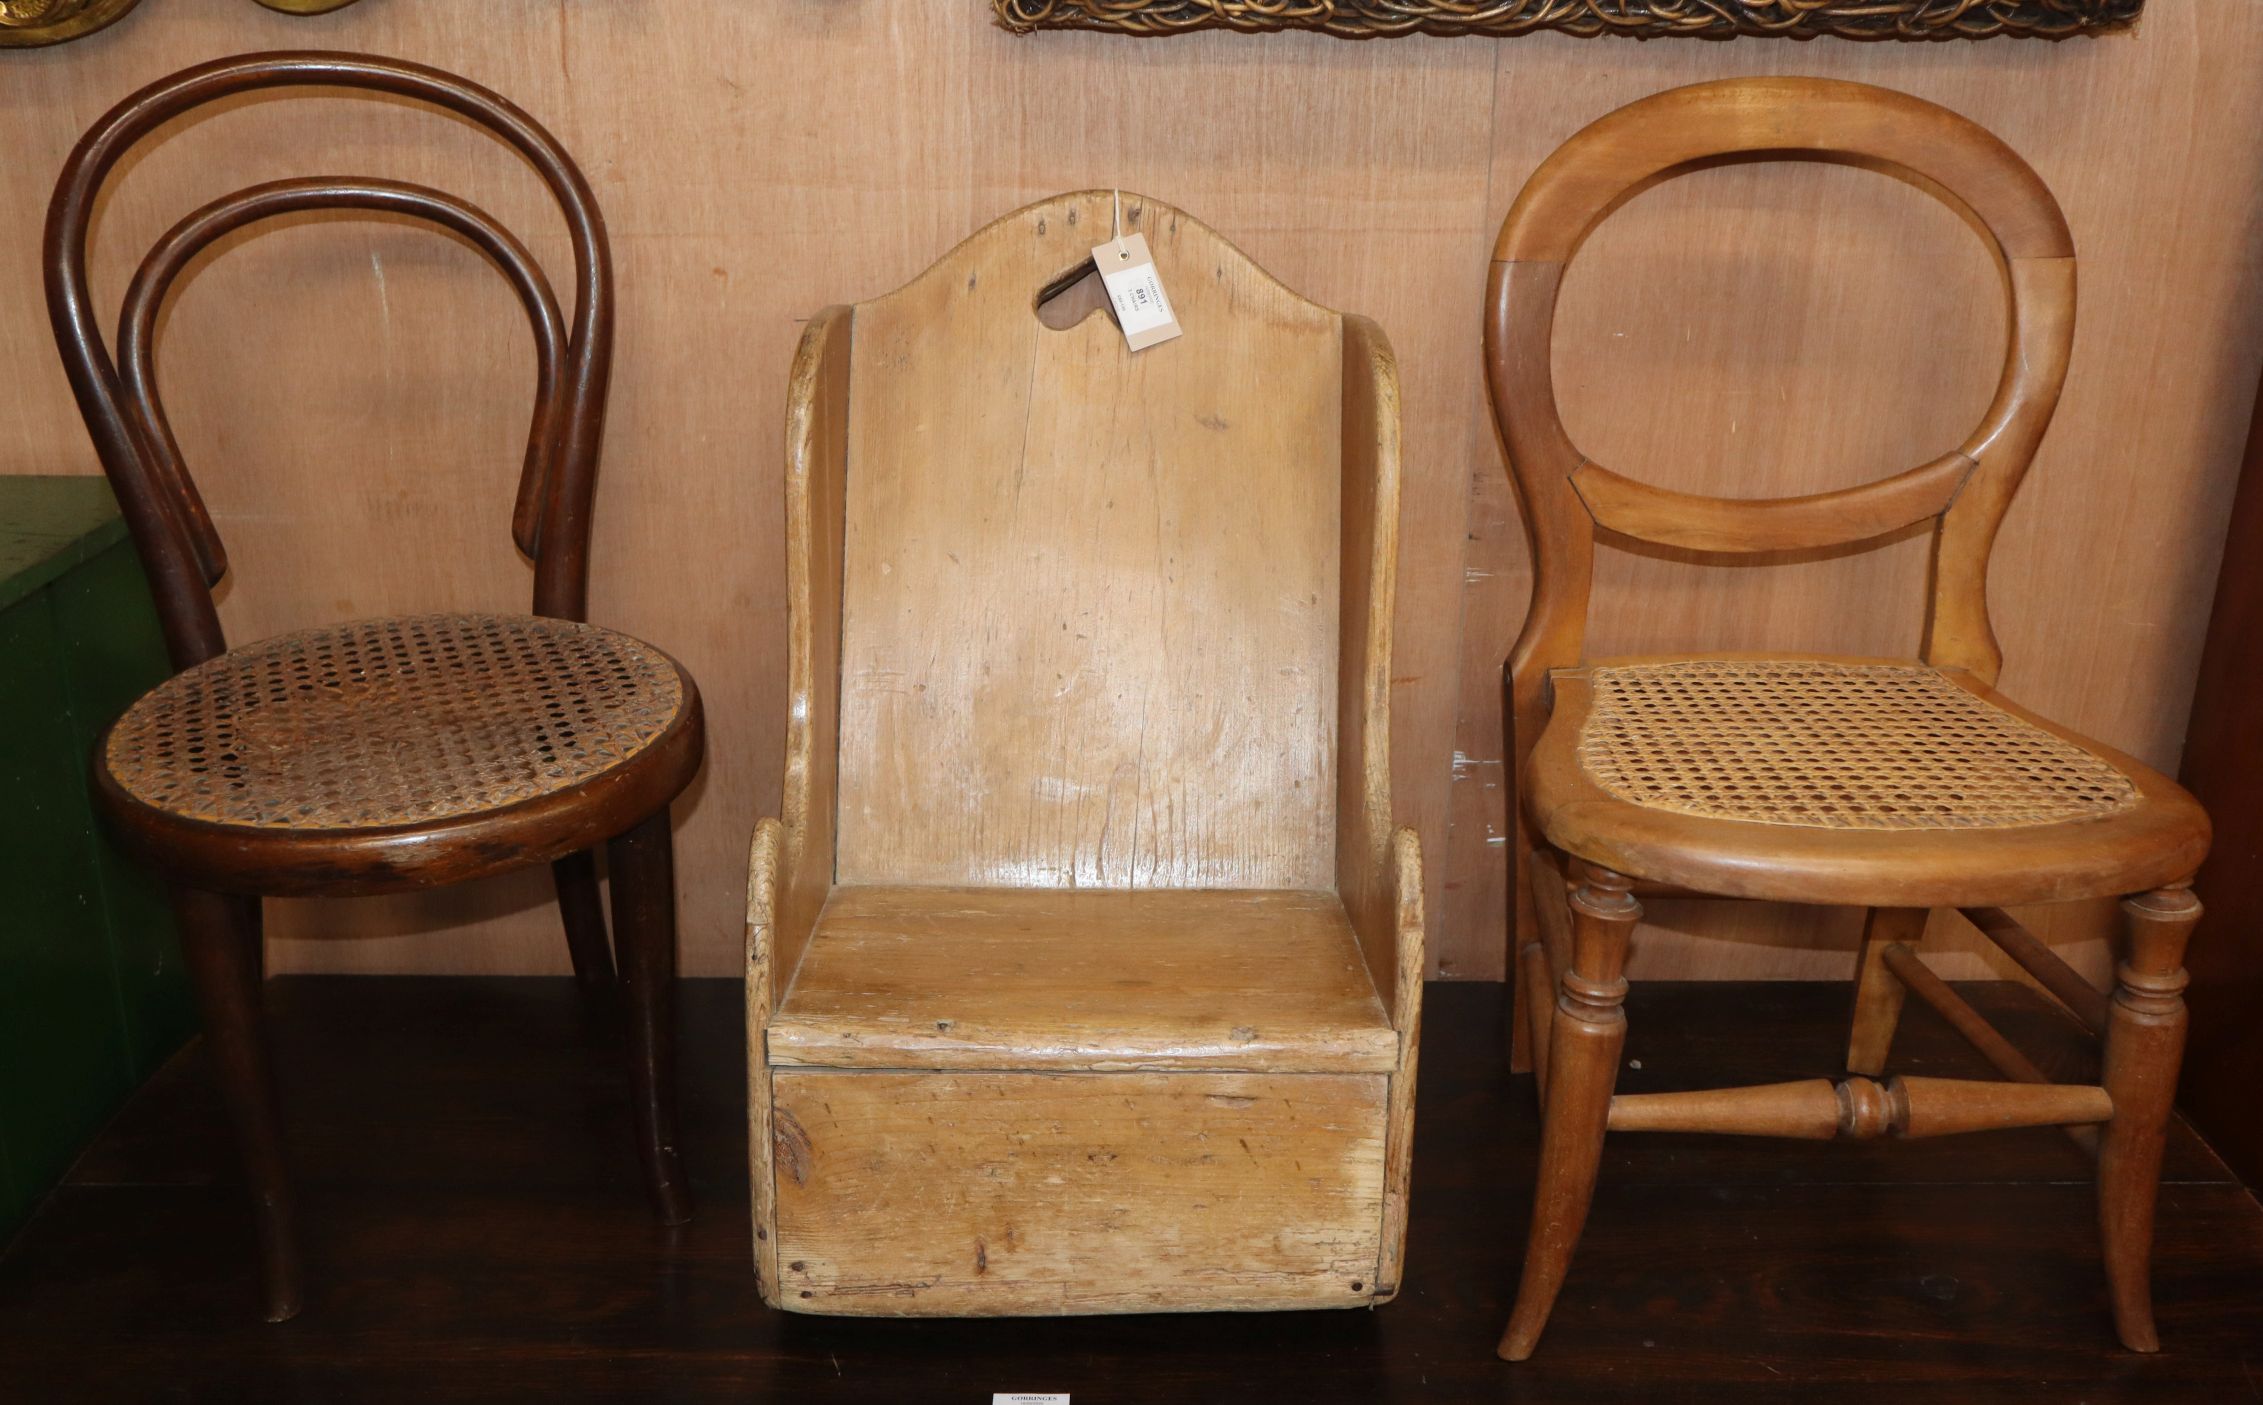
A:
2 0 361 48
992 0 2141 41
1 0 140 47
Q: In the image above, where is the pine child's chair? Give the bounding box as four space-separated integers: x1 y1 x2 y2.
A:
746 191 1424 1315
1487 79 2211 1359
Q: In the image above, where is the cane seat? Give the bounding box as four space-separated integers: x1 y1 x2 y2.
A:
1526 655 2207 909
95 612 702 896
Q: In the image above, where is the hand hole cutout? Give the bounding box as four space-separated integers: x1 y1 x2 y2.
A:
1035 260 1111 332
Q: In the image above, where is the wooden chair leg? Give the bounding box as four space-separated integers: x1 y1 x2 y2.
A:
1508 935 1534 1075
1847 907 1926 1076
174 887 302 1323
1505 666 1534 1075
607 809 692 1225
551 848 617 992
2098 883 2201 1352
1498 864 1638 1362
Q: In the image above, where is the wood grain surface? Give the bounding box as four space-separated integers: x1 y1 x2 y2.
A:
3 1 2258 981
770 1068 1388 1315
766 885 1396 1073
834 192 1342 891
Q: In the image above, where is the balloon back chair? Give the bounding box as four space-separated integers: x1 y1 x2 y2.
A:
1486 78 2210 1358
746 192 1424 1315
44 52 703 1321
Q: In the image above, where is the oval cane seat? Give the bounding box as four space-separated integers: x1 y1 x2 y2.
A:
96 613 704 896
1526 655 2210 908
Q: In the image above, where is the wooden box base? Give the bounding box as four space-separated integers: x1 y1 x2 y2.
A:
768 1069 1392 1315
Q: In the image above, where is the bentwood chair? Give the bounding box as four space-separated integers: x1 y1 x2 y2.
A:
1488 78 2211 1359
746 192 1423 1314
44 52 703 1322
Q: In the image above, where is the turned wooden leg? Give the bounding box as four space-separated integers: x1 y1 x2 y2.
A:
1847 907 1926 1077
607 809 692 1225
174 888 301 1323
2098 882 2200 1352
1498 864 1637 1362
551 848 617 993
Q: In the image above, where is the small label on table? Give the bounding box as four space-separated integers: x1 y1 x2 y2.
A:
993 1395 1069 1404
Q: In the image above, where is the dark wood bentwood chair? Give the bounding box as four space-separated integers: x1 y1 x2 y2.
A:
44 52 702 1321
1488 78 2212 1359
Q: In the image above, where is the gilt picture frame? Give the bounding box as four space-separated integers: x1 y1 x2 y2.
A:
992 0 2143 41
2 0 360 48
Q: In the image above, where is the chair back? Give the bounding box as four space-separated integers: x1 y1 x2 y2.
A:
828 191 1361 891
44 51 612 669
1485 77 2077 765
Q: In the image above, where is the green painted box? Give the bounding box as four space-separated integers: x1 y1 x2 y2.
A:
0 475 191 1241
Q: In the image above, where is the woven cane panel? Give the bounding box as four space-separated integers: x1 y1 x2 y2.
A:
1575 661 2138 831
991 0 2142 41
105 613 684 830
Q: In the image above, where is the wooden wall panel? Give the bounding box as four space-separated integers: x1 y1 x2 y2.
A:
1 0 2256 984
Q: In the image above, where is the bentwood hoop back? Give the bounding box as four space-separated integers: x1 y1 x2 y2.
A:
44 53 703 1322
1486 78 2210 1359
47 50 612 667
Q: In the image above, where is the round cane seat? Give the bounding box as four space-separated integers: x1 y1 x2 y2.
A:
1525 655 2210 908
96 612 704 895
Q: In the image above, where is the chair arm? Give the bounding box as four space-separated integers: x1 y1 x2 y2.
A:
746 817 785 1017
1346 822 1425 1034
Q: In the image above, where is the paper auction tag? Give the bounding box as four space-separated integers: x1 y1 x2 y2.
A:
1090 230 1182 353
